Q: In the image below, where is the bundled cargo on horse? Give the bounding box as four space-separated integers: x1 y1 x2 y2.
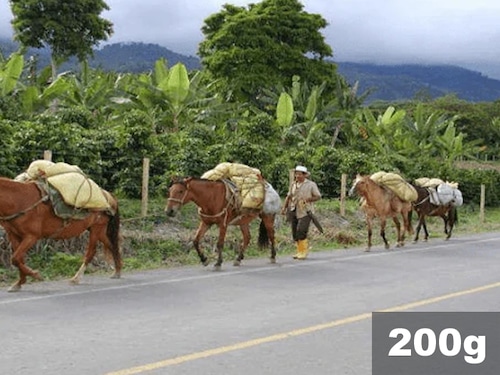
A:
201 162 266 212
370 171 418 202
414 177 463 207
17 160 114 218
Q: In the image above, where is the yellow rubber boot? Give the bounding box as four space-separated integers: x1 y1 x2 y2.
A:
296 239 308 260
292 241 300 259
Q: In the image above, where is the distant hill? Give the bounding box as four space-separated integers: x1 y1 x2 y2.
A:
90 42 200 72
336 62 500 103
2 38 500 103
0 39 200 72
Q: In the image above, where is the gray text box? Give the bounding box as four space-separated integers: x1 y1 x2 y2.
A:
372 312 500 375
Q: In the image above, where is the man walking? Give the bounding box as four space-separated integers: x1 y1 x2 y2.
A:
281 165 322 259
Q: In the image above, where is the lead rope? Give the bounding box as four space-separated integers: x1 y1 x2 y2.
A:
0 194 49 221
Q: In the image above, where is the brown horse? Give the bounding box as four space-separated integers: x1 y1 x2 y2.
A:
0 177 121 292
411 184 458 242
349 174 413 251
165 177 280 270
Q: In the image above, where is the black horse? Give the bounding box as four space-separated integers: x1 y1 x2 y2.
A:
411 184 458 242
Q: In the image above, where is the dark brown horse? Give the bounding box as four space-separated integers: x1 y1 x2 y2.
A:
165 177 280 270
411 184 458 242
349 174 413 251
0 177 121 292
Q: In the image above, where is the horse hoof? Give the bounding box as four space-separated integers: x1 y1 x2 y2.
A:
69 278 80 285
8 284 21 293
233 260 241 266
33 271 43 281
364 248 371 252
213 265 222 272
202 259 210 267
110 272 121 279
270 258 276 264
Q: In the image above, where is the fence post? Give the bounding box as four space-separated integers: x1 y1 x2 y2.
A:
43 150 52 161
141 158 150 217
480 184 485 223
340 173 347 216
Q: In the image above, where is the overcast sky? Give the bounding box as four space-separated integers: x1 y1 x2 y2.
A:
1 0 499 78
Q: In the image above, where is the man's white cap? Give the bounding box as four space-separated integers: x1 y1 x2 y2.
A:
295 165 309 175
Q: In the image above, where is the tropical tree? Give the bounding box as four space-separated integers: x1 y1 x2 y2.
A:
198 0 337 102
9 0 113 78
113 60 230 134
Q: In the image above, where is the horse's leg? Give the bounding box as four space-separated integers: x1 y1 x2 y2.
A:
393 217 403 247
445 209 455 240
380 217 390 249
70 230 100 285
234 224 251 266
441 214 449 235
365 215 373 252
413 213 423 242
422 218 429 241
193 222 210 266
214 224 228 271
8 236 42 292
265 215 277 264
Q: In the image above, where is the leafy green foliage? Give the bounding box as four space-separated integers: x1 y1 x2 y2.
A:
10 0 113 63
199 0 336 101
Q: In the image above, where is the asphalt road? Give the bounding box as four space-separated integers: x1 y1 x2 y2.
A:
2 232 500 375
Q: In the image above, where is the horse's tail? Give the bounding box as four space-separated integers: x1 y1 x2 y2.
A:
406 205 414 234
450 206 458 225
107 206 122 270
258 218 270 249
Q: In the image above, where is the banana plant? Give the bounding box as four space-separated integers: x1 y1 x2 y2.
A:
113 59 225 133
353 105 409 161
276 92 293 127
0 51 24 96
277 77 330 147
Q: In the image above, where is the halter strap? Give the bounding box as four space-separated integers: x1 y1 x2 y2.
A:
167 188 189 205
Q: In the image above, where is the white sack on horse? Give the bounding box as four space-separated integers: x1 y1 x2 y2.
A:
370 171 418 202
263 182 281 214
437 183 463 207
201 162 265 210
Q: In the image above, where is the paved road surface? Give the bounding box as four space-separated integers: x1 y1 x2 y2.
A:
2 232 500 375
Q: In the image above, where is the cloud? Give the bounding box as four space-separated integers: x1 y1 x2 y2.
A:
1 0 499 78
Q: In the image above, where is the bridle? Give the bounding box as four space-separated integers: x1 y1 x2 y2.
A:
167 184 189 205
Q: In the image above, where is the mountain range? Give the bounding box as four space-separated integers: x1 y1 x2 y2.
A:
2 38 500 103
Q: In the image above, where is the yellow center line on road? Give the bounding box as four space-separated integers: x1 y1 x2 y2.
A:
105 281 500 375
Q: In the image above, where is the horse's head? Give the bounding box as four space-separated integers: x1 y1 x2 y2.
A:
348 174 365 197
165 177 191 217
